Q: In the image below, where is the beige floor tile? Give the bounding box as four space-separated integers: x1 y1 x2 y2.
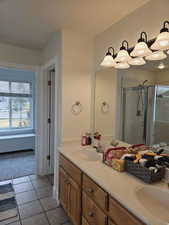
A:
35 186 53 199
31 177 51 189
14 182 34 194
22 213 49 225
40 197 58 211
19 200 43 219
13 176 30 185
16 190 37 205
46 207 69 225
7 222 21 225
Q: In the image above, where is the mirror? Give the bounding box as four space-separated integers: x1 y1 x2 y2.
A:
94 56 169 145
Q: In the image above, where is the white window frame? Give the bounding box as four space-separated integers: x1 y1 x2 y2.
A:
0 80 34 132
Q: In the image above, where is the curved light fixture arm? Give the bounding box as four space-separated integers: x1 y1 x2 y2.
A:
140 32 148 43
121 40 129 50
161 20 169 32
108 47 115 57
163 21 169 28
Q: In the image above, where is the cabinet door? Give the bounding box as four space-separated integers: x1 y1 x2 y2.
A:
68 176 81 225
83 192 107 225
59 167 69 211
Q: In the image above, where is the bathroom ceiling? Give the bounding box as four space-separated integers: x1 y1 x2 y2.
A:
0 0 150 49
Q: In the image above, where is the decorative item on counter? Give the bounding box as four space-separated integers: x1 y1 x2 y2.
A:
127 144 149 153
110 139 119 147
112 159 124 172
124 150 167 183
92 132 101 148
81 132 92 146
86 133 92 145
71 101 83 115
81 133 88 146
103 146 127 168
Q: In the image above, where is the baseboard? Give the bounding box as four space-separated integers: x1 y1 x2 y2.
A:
53 185 60 205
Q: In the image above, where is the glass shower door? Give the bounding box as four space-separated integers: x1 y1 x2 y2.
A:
122 87 148 145
154 85 169 144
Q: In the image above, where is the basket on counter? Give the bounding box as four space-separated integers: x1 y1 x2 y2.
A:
124 160 165 183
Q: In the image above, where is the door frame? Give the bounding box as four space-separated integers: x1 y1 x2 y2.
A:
41 56 62 202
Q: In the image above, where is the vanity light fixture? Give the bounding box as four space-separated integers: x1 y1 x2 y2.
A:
130 32 152 57
115 62 130 69
145 51 167 61
151 21 169 50
100 47 116 67
128 57 146 66
158 62 165 70
115 40 132 62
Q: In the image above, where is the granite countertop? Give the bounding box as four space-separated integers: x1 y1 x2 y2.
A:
59 141 169 225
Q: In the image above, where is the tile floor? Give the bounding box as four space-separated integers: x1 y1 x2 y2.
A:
0 175 73 225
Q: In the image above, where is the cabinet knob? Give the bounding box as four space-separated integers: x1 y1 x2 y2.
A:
88 188 94 194
88 212 94 217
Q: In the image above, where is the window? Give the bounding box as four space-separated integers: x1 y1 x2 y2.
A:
0 81 33 130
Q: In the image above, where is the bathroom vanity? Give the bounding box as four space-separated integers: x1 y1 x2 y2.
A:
58 141 169 225
59 153 145 225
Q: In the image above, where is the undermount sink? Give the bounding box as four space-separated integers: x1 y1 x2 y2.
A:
135 186 169 223
78 149 102 161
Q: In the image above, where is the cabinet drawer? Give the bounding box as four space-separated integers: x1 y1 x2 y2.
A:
82 217 90 225
60 154 82 185
109 197 145 225
83 174 108 211
82 192 107 225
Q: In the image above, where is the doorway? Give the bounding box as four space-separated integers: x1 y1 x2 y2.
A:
0 67 36 181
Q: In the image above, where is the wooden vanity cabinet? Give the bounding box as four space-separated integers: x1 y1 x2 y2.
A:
82 192 107 225
83 174 108 212
59 153 146 225
109 197 145 225
59 154 82 225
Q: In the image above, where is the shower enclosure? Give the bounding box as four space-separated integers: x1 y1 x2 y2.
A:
122 85 169 145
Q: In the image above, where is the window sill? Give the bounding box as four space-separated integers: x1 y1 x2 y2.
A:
0 134 35 140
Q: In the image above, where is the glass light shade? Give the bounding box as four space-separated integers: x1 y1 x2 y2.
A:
151 32 169 50
100 55 115 67
115 49 131 62
158 62 165 69
145 51 167 61
115 62 130 69
128 57 146 66
130 42 152 57
167 50 169 55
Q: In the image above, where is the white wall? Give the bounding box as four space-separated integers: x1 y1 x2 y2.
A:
95 68 117 139
0 42 41 66
61 29 94 142
42 31 62 65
